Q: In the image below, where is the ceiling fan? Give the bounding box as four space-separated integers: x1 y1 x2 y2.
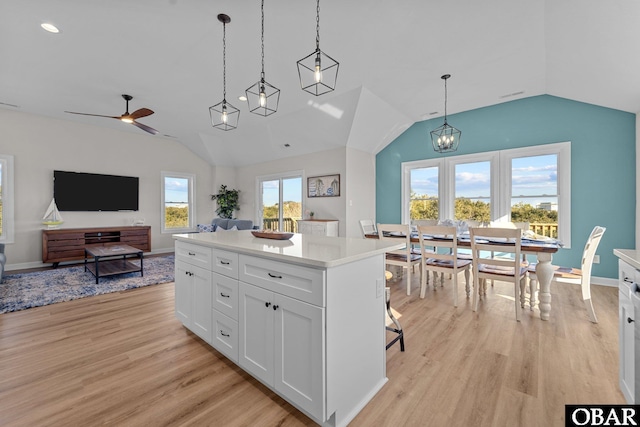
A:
65 94 159 135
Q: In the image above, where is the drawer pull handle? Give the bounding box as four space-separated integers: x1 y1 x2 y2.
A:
220 292 230 298
188 252 196 256
265 302 271 308
268 273 283 279
625 277 633 283
220 261 230 265
628 317 635 324
273 305 279 311
185 271 194 276
220 331 230 337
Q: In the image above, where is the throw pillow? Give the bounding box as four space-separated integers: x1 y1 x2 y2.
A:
197 224 216 233
216 225 238 232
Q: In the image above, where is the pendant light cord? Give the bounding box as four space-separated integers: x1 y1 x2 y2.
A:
261 0 265 80
443 77 448 124
222 21 227 101
315 0 320 51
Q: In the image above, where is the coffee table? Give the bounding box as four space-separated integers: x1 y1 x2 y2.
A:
84 244 144 284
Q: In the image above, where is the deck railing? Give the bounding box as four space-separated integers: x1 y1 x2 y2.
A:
529 223 558 238
262 217 299 233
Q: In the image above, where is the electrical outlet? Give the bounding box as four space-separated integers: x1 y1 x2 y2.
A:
593 255 600 264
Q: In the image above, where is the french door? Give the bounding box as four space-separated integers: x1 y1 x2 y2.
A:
257 172 302 232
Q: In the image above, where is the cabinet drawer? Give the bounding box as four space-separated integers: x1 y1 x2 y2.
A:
239 255 325 306
212 272 238 320
212 310 238 363
212 249 239 279
176 241 212 270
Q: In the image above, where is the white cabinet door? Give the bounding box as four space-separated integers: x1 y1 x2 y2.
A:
175 260 192 327
274 293 325 420
175 260 212 343
239 282 275 386
191 264 213 344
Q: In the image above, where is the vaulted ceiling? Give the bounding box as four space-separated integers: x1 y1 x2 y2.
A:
2 0 639 167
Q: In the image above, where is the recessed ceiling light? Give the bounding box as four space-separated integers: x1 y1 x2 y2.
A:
41 22 60 33
238 95 247 102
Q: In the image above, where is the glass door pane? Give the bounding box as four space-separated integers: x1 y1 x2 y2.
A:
282 177 302 232
261 179 280 231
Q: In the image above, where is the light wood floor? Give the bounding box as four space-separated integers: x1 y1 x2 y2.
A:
0 272 623 427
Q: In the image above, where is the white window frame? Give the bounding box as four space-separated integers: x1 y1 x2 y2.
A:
402 142 571 247
0 154 15 243
161 171 195 234
256 170 303 231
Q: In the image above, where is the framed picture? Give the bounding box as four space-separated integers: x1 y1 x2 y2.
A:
307 174 340 197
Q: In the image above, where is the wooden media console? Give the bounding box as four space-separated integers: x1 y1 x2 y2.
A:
42 226 151 267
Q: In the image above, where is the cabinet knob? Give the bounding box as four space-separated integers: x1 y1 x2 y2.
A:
265 302 271 308
273 305 279 311
628 317 635 324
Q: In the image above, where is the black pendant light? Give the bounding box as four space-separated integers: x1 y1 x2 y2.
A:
296 0 339 96
430 74 461 153
209 14 240 131
246 0 280 116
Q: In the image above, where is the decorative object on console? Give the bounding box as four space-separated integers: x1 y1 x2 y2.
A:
245 0 280 116
307 174 340 197
210 184 240 219
42 198 64 228
430 74 461 153
209 14 240 131
296 0 339 96
251 230 294 240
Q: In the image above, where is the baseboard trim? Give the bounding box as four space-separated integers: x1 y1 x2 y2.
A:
6 247 175 273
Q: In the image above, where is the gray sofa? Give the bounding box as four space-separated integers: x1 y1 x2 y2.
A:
0 243 5 283
197 218 257 232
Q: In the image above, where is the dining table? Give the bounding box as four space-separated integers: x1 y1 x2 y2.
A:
366 232 560 321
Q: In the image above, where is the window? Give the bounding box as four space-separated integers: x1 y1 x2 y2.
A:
402 142 571 246
257 172 302 232
0 154 14 243
161 171 195 233
409 166 439 221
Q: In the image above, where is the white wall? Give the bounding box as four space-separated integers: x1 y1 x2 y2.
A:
344 147 376 238
0 109 214 269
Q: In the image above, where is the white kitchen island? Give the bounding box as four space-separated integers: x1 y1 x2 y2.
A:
173 230 404 427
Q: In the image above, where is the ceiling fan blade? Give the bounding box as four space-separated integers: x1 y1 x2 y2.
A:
129 108 154 120
65 111 119 119
132 121 159 135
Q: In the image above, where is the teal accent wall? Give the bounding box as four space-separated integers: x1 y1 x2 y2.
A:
376 95 636 279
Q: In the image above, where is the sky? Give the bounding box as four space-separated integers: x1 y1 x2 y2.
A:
262 178 302 206
411 154 558 207
164 177 189 204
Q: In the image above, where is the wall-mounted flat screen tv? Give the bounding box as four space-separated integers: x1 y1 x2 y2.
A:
54 170 139 211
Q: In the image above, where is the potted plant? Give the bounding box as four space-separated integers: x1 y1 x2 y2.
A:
211 185 240 219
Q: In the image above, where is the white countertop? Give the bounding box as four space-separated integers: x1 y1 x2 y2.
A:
614 249 640 270
173 230 405 268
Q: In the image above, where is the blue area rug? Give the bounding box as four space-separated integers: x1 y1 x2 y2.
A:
0 255 175 314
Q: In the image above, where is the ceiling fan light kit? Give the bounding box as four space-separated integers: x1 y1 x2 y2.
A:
210 13 240 131
296 0 339 96
245 0 280 116
430 74 461 153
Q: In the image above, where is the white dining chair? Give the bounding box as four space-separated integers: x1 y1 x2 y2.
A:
377 223 422 296
359 219 377 238
528 225 605 323
417 225 471 306
470 227 528 321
